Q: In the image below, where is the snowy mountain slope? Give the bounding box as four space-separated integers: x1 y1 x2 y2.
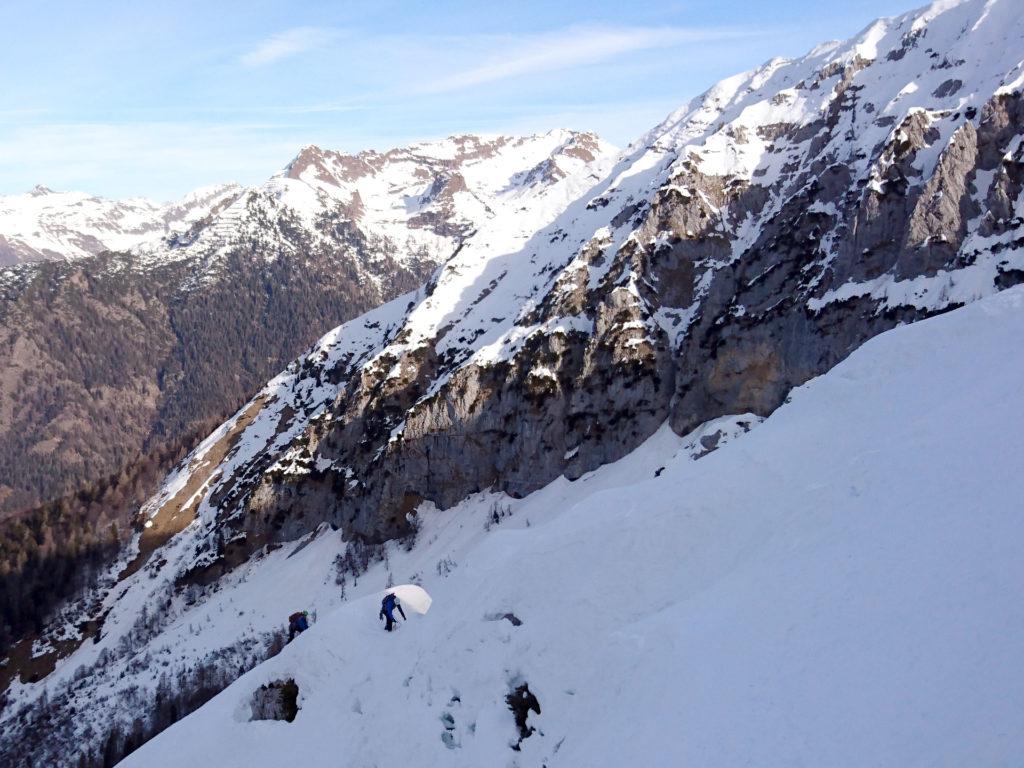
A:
0 184 241 265
0 129 617 682
60 284 1024 767
277 131 612 252
3 0 1024 764
118 0 1024 554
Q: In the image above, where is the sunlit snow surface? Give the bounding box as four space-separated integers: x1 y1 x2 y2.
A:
0 184 241 262
118 286 1024 767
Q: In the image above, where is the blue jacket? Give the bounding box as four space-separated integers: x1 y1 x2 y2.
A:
380 593 406 620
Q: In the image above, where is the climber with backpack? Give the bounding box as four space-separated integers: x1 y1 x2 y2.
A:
287 610 310 642
379 592 406 632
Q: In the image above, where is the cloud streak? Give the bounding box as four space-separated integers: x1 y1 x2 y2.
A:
239 27 338 67
417 25 755 94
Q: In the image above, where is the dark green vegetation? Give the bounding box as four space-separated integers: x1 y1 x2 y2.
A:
0 248 429 515
0 207 436 656
0 432 200 654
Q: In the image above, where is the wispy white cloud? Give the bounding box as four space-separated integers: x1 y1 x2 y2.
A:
417 25 755 94
239 27 338 67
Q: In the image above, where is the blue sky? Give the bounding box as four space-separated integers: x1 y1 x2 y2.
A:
1 0 923 200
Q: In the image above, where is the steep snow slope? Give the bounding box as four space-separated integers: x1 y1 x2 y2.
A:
0 184 241 264
119 285 1024 767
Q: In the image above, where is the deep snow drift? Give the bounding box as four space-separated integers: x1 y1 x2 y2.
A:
120 287 1024 767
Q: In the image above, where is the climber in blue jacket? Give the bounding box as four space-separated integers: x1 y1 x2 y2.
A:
287 610 310 642
379 592 406 631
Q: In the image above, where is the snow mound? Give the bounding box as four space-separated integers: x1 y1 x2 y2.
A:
383 584 432 616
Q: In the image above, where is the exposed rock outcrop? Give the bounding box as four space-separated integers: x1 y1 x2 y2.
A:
250 679 300 723
179 1 1024 556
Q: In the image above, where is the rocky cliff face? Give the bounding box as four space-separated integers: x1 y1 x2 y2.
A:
2 1 1023 764
169 0 1024 561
